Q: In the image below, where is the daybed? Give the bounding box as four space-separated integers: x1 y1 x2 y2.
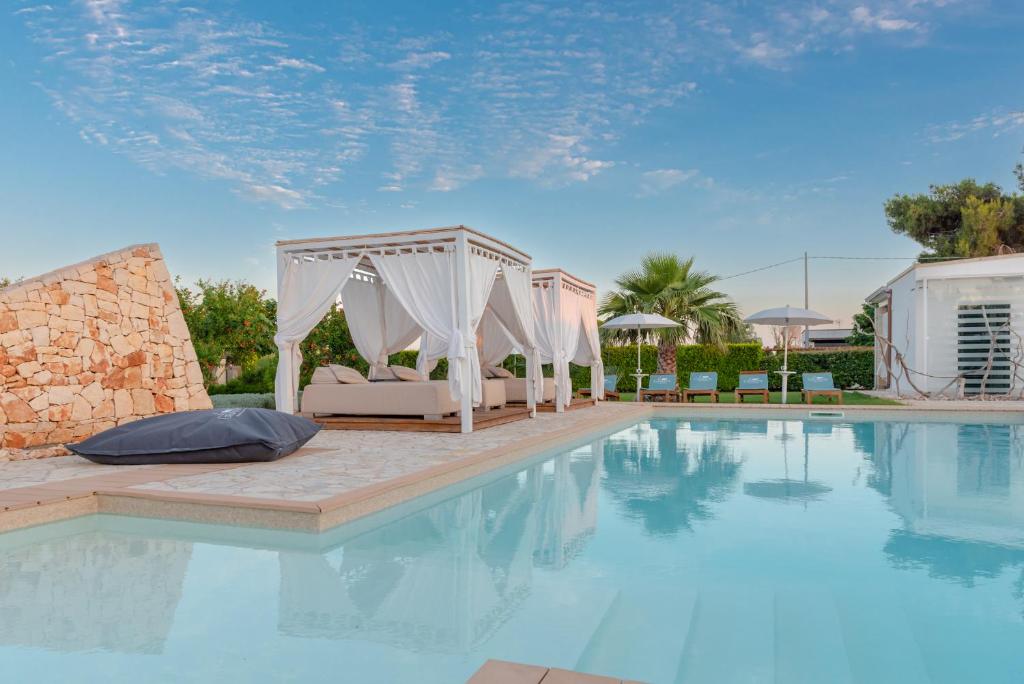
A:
301 377 507 419
501 377 556 404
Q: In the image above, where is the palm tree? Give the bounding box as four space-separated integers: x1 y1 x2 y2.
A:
599 253 742 373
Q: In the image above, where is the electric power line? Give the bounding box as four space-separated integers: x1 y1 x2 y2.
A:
720 254 971 280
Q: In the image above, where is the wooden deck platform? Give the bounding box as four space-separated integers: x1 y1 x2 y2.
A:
534 397 597 412
305 406 532 432
467 660 643 683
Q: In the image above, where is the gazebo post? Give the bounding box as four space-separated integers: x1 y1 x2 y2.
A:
525 346 537 417
554 271 566 412
454 232 475 433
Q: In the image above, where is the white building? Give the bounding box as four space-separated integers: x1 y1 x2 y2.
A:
801 327 854 348
866 253 1024 396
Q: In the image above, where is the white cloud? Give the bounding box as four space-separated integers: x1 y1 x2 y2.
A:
926 108 1024 142
637 168 700 196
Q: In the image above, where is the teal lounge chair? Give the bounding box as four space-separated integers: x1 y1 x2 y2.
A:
802 372 842 404
682 372 719 403
640 373 679 402
578 374 620 401
735 371 769 403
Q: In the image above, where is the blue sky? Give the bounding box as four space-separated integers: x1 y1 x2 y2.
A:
2 0 1023 327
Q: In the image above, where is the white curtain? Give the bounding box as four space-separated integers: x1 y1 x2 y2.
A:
491 266 543 402
479 308 519 367
573 296 605 399
553 285 582 408
274 253 361 413
340 277 422 378
370 250 499 404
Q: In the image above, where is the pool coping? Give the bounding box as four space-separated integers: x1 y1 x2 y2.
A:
2 400 1022 535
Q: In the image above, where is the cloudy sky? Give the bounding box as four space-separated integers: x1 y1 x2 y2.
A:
2 0 1022 325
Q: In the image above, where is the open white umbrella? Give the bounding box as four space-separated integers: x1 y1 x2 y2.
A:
601 313 681 398
744 305 833 403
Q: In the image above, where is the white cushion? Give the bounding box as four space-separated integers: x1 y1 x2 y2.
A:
310 367 339 384
329 365 368 384
390 365 423 382
486 365 514 379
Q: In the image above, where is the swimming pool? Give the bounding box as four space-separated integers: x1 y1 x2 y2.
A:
2 415 1023 683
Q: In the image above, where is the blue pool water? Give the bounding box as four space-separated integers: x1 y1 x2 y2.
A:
2 416 1024 683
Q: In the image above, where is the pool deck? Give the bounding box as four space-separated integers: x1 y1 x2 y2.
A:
1 399 1021 534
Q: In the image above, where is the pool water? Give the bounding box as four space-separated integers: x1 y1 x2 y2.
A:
3 417 1024 683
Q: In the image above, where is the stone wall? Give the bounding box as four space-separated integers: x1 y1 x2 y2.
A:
0 244 211 461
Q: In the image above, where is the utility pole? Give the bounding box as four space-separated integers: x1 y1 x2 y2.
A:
803 251 809 347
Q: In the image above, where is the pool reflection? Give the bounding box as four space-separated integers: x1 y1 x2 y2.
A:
277 441 602 652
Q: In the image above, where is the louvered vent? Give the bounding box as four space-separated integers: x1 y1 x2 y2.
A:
957 303 1012 395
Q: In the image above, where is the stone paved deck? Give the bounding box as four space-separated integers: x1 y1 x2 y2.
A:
0 403 648 533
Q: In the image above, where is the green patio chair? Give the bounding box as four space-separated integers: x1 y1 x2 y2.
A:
639 373 679 402
682 372 719 403
802 372 842 404
735 371 769 403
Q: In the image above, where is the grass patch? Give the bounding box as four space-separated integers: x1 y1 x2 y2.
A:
611 391 899 406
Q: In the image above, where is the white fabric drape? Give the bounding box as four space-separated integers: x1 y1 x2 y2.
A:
340 278 422 378
492 266 543 403
479 308 519 367
573 296 605 400
552 286 582 408
370 250 499 404
274 254 362 413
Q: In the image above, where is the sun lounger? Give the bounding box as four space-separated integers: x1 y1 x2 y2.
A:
578 374 621 401
734 371 769 403
640 373 680 402
801 372 842 404
682 372 719 403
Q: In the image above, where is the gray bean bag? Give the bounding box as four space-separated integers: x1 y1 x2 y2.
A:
68 408 321 465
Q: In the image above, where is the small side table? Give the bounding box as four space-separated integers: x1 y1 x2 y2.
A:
776 370 795 404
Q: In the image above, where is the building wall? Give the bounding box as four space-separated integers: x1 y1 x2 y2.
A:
878 261 1024 395
0 244 211 461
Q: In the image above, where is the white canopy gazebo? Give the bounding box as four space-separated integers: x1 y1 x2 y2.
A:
273 226 539 433
479 269 604 410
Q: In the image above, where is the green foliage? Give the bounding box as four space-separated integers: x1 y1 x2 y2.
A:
847 303 876 346
883 179 1024 259
760 349 874 390
677 343 762 390
210 393 276 409
298 305 366 386
569 344 873 392
599 253 742 372
176 279 276 382
206 354 277 395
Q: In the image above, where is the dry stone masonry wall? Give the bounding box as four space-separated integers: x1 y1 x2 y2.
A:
0 244 211 461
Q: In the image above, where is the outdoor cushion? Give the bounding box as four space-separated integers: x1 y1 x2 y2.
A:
310 367 339 384
329 365 368 384
688 372 718 390
803 373 836 390
390 365 424 382
485 365 514 379
737 373 768 389
68 408 321 465
646 374 677 391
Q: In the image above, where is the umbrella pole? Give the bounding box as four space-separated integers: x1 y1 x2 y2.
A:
636 325 642 398
781 328 790 404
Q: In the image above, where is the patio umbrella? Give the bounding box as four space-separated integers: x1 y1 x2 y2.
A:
601 313 681 397
744 306 832 403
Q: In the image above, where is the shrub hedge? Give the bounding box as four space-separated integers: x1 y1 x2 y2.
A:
210 393 276 409
209 344 874 396
570 344 873 392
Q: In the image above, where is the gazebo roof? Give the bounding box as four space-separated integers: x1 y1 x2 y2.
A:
275 225 531 268
531 268 597 298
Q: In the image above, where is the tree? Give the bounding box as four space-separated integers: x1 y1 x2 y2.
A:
599 253 742 373
847 303 876 346
176 279 277 382
884 179 1024 259
725 322 760 344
